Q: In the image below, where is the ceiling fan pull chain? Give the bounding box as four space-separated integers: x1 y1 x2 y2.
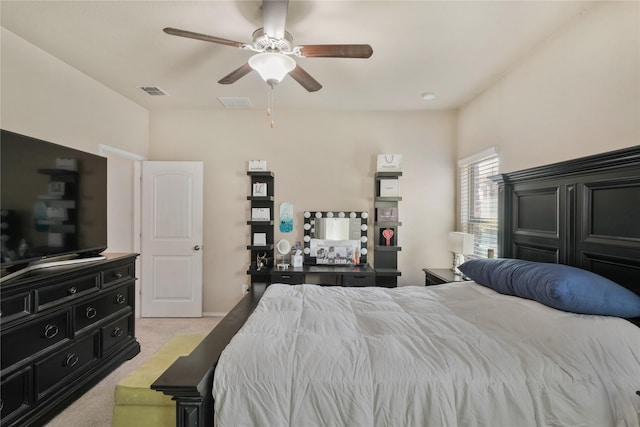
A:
268 85 275 128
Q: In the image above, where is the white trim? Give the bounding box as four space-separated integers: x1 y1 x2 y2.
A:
457 146 497 167
99 144 147 161
100 144 145 317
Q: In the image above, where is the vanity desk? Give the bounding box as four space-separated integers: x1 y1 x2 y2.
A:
270 264 376 287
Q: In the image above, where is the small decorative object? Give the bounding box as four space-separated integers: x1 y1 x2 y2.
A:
55 157 77 171
448 231 475 275
380 228 395 246
253 232 267 246
379 179 400 197
376 154 402 172
276 239 292 269
292 249 303 267
279 202 293 233
252 182 268 197
487 248 495 258
248 160 267 171
251 207 270 221
48 182 65 196
377 207 398 222
256 252 268 271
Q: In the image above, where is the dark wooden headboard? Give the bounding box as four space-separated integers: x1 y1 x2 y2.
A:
494 145 640 300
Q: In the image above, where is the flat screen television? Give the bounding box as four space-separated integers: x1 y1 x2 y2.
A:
1 129 108 276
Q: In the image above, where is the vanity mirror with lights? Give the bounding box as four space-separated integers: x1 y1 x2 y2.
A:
303 211 369 266
270 210 374 287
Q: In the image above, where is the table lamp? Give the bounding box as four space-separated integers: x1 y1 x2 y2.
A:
448 232 474 275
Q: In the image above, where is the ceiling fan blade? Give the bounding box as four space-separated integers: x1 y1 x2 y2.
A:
164 27 245 49
218 63 253 85
262 0 289 39
298 44 373 59
289 65 322 92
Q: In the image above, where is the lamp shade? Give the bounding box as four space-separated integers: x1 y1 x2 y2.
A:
448 232 474 255
248 53 296 84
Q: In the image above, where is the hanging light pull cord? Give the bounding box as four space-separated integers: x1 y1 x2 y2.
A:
267 82 275 128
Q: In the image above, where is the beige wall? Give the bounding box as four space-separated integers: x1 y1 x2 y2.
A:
149 109 457 313
457 1 640 173
0 28 149 157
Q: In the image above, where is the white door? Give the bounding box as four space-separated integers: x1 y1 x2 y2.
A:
141 161 203 317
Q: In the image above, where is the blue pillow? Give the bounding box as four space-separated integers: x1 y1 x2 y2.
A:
458 258 640 318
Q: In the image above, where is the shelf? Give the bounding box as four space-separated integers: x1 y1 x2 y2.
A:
247 220 274 226
247 172 275 285
375 246 402 251
247 171 274 177
37 168 78 176
375 221 402 227
375 172 403 179
246 245 274 250
246 196 274 202
375 196 402 202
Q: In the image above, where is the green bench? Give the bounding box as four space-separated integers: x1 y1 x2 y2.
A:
112 334 205 427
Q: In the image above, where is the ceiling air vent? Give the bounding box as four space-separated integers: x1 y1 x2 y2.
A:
217 97 253 109
138 86 169 96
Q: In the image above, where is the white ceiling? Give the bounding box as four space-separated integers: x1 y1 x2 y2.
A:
1 0 596 112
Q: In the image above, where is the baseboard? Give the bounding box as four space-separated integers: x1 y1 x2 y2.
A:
203 311 227 317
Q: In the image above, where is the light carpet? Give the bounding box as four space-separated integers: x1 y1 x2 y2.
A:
44 316 222 427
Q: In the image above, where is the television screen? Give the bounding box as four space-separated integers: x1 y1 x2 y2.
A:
1 129 107 271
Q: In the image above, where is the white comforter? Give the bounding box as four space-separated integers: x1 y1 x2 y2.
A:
213 283 640 427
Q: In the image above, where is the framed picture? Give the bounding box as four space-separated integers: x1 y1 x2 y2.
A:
252 182 268 197
253 232 267 246
376 207 398 222
379 227 396 246
251 207 270 221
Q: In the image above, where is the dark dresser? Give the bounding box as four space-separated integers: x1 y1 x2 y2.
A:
0 253 140 427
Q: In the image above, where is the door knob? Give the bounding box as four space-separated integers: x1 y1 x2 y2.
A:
194 245 201 251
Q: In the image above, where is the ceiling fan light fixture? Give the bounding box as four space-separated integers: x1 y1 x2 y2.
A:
249 52 296 85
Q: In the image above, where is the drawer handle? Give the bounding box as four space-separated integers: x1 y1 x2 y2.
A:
43 324 59 339
115 272 123 279
65 353 79 367
85 307 97 319
68 286 77 295
281 275 291 279
114 294 126 305
112 327 124 338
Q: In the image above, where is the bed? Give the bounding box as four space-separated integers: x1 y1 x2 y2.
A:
152 146 640 427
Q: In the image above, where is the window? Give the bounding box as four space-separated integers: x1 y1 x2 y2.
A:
459 148 499 258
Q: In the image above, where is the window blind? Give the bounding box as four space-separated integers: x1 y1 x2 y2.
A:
459 150 499 258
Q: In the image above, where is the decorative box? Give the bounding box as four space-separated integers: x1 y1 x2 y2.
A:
248 160 267 171
379 179 400 197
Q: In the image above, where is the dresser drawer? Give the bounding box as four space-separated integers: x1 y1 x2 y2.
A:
1 310 71 370
102 314 133 356
35 332 99 400
271 271 304 285
102 262 135 288
1 367 32 423
35 273 100 312
74 284 131 333
0 291 32 321
342 273 375 287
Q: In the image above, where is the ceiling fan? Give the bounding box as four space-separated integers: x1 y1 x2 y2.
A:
163 0 373 92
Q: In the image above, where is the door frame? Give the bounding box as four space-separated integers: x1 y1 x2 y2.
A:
99 144 146 317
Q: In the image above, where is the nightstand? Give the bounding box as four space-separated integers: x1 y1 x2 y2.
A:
422 268 469 286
